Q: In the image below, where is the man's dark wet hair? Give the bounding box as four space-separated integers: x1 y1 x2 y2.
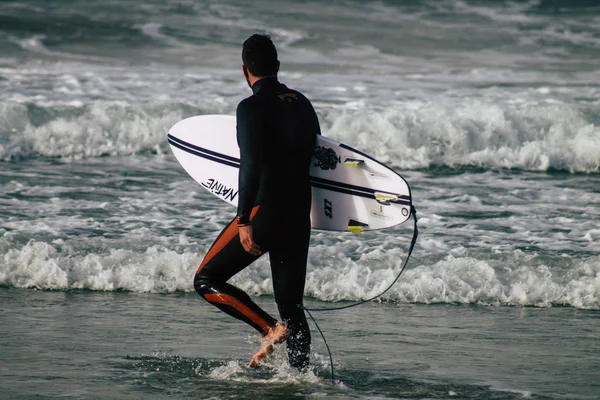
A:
242 34 279 78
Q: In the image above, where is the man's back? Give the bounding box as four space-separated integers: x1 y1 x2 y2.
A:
236 77 320 222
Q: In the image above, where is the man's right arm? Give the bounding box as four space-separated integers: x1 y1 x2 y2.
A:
236 97 265 225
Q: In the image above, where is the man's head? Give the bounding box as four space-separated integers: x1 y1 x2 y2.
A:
242 34 279 83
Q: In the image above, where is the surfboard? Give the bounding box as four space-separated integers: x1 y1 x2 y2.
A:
167 115 412 232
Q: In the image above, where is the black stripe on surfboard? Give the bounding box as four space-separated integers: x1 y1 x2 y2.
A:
168 134 241 165
310 180 379 203
168 136 240 169
310 179 412 206
311 176 411 203
168 134 411 205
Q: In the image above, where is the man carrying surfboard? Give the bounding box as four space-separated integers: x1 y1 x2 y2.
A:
194 34 321 370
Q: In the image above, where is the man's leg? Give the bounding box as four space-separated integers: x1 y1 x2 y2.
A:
194 210 277 336
269 223 311 370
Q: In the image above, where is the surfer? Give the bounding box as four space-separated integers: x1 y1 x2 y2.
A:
194 34 321 370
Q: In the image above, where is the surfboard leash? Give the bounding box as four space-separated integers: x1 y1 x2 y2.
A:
298 206 419 384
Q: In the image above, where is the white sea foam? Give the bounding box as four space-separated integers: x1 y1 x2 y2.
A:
1 98 598 172
1 239 598 310
203 356 322 385
0 240 200 292
320 101 600 172
0 101 189 160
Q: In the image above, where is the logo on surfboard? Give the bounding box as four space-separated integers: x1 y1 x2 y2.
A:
201 178 238 202
314 146 340 171
324 198 333 219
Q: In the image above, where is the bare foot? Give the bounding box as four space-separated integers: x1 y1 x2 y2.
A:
248 323 288 368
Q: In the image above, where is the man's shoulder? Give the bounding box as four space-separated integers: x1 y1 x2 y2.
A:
238 93 264 107
237 94 265 114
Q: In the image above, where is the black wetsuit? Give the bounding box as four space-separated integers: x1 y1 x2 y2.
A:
194 77 320 369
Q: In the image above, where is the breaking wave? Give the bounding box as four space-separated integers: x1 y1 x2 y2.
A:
1 239 598 310
1 100 598 173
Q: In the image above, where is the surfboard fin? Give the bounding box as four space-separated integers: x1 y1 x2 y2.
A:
344 158 364 168
348 219 369 235
375 192 398 205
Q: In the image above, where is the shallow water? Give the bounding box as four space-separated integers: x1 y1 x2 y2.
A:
2 289 598 399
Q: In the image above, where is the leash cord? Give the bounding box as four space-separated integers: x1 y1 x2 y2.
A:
298 206 418 383
302 307 335 383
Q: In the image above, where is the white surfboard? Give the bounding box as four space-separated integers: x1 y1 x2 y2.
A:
168 115 412 232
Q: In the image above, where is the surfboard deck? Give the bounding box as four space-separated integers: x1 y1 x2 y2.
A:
168 115 412 232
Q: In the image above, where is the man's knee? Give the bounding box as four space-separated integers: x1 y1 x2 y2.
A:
193 274 212 297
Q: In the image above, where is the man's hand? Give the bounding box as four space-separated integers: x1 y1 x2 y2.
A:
239 225 262 256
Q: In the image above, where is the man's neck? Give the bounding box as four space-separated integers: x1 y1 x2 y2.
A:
250 76 278 92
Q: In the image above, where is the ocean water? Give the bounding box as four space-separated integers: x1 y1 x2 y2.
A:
1 0 599 399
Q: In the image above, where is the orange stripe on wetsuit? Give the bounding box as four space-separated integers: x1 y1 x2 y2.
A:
204 292 271 334
196 205 260 275
194 205 271 334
